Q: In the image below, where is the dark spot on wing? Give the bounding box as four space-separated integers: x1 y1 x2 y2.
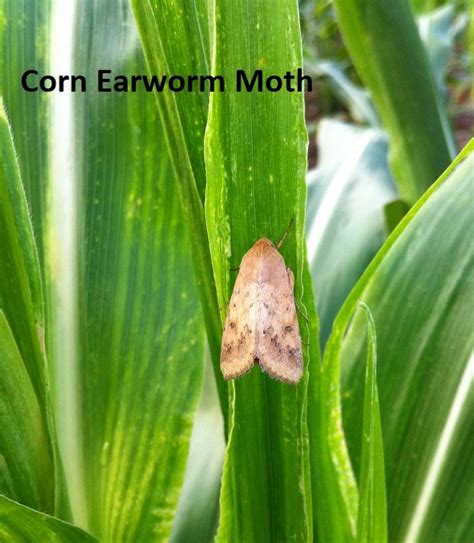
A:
263 325 274 336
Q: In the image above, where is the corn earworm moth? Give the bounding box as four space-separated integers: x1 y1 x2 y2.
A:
220 238 303 384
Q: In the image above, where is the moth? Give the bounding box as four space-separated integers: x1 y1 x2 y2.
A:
220 238 303 384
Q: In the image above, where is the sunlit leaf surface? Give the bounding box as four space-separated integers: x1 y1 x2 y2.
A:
44 2 206 541
204 0 315 540
306 120 397 348
356 303 387 543
340 142 474 541
0 495 97 542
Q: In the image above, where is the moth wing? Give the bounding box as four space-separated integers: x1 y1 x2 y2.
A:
220 271 258 380
257 267 303 384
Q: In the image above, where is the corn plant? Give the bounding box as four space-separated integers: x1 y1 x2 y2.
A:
0 0 472 542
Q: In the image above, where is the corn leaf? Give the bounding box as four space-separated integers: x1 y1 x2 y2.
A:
130 0 226 411
417 4 456 93
356 303 387 543
332 0 454 203
171 367 225 542
414 383 474 542
305 60 379 126
204 0 315 540
0 0 74 519
306 120 397 348
0 0 51 260
0 495 97 542
0 104 46 425
339 141 474 541
0 105 54 513
44 2 206 540
0 312 53 513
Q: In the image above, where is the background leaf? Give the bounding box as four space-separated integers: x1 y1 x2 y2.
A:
44 2 206 540
0 103 46 431
304 59 379 126
356 303 387 543
418 4 456 93
131 0 226 411
0 312 53 513
0 0 51 257
306 120 397 348
170 365 225 543
332 0 455 203
0 105 54 513
0 495 97 542
340 142 474 541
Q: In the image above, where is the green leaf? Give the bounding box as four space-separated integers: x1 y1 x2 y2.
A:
131 0 226 412
310 297 358 541
170 366 225 543
204 0 314 540
356 303 387 543
414 379 474 542
0 1 72 520
0 103 45 414
305 60 379 126
0 312 53 513
0 495 97 542
331 0 454 203
0 0 51 261
417 4 456 93
383 199 410 234
307 120 397 348
0 104 54 512
339 140 474 541
45 2 206 540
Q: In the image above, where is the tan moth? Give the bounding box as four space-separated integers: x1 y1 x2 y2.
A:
220 238 303 384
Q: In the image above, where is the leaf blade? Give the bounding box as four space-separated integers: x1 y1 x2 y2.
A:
0 312 53 513
45 2 207 539
338 141 474 541
131 0 226 412
204 0 314 540
0 104 55 513
331 0 454 203
0 495 97 542
356 303 387 543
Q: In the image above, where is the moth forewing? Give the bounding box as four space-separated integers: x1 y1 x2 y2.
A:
220 238 303 384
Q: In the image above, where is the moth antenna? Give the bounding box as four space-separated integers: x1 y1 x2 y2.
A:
229 266 240 272
276 218 295 249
